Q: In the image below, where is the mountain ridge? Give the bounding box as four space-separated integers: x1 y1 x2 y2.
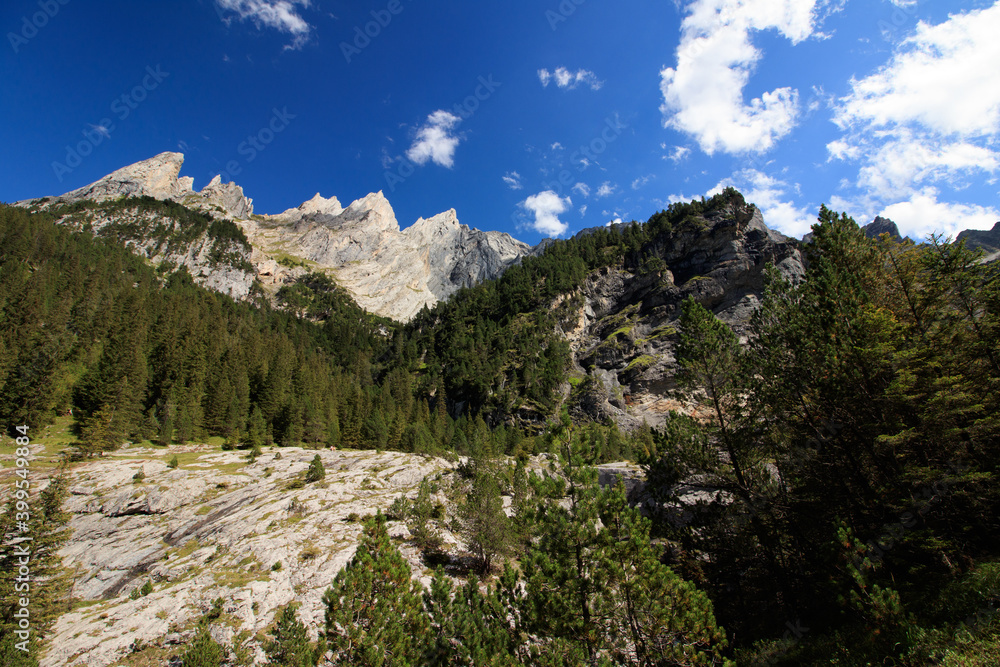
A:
17 152 535 321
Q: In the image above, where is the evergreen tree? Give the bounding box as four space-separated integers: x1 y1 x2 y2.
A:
305 455 325 483
0 475 73 664
459 458 512 574
246 405 266 450
423 569 521 666
180 625 226 667
522 418 731 666
598 481 731 666
323 513 428 665
676 297 752 494
265 604 323 667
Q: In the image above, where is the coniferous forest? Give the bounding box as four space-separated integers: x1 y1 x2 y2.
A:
1 193 999 665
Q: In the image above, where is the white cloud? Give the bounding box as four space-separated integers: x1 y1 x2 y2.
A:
660 0 832 155
632 175 655 190
216 0 312 49
579 205 588 217
503 171 523 190
596 181 616 198
879 189 1000 241
551 142 564 150
538 67 604 91
572 182 591 198
406 111 463 168
828 4 1000 233
855 133 999 201
89 123 111 139
666 146 691 163
521 191 572 237
835 5 1000 138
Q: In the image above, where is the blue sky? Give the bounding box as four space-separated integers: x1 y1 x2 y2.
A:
2 0 998 243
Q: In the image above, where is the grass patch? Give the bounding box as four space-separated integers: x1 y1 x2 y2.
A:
626 355 658 372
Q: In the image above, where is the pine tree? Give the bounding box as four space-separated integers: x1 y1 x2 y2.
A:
0 476 73 664
264 604 323 667
323 513 428 665
305 455 325 484
598 481 731 666
459 458 512 575
180 625 226 667
423 569 521 666
676 296 750 494
522 418 731 666
521 416 609 665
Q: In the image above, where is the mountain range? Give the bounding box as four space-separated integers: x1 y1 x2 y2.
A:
17 152 533 322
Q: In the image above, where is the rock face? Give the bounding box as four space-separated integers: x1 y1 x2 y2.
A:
862 216 902 241
18 152 534 322
957 221 1000 263
559 203 805 429
254 195 532 321
19 439 641 667
40 445 456 667
24 152 255 219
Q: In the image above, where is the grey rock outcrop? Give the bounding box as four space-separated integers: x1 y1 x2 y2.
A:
863 216 902 241
957 221 1000 262
19 152 255 219
40 445 458 667
28 441 621 667
254 193 533 321
561 202 804 429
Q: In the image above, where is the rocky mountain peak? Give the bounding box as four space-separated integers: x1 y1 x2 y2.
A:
198 174 254 219
299 193 344 217
16 152 538 321
341 190 400 233
406 209 462 240
863 216 902 240
956 220 1000 263
61 151 193 203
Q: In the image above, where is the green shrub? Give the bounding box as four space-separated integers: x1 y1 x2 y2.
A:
305 454 325 483
180 625 226 667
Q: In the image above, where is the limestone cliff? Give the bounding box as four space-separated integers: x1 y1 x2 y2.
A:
253 193 532 321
